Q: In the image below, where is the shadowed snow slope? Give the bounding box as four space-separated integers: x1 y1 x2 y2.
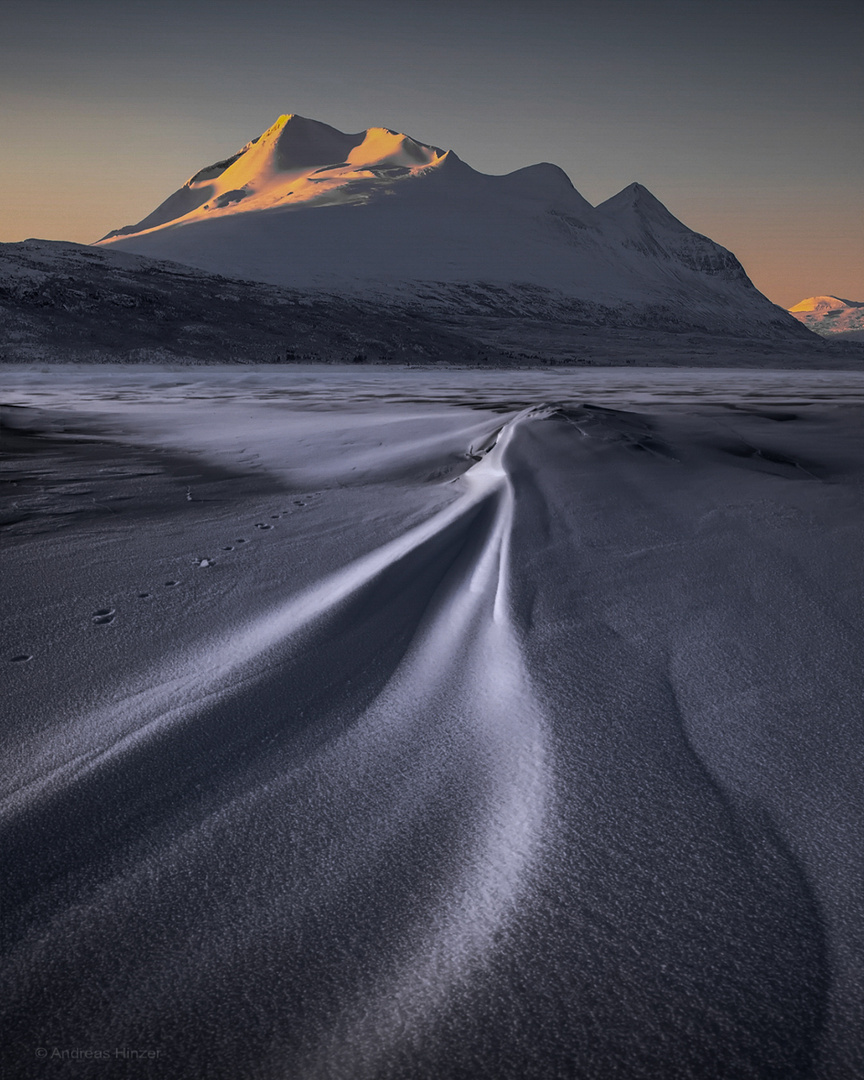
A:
2 368 863 1078
96 114 807 341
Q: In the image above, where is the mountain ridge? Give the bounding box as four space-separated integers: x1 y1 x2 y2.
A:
2 112 836 363
100 114 452 242
4 238 858 367
93 112 812 351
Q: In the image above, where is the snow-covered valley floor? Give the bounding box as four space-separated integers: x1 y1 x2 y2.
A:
2 365 863 1079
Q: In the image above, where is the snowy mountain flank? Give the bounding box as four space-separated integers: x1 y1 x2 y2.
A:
95 114 807 343
789 296 864 341
0 240 498 366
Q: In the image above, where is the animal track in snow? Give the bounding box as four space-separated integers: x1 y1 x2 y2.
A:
9 654 32 663
92 608 116 625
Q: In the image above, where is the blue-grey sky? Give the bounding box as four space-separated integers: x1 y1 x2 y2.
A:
1 0 861 306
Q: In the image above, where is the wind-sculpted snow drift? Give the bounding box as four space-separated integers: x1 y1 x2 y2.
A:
2 369 863 1079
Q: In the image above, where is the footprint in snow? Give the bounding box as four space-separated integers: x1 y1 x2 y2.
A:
10 654 33 663
164 580 180 588
92 608 116 625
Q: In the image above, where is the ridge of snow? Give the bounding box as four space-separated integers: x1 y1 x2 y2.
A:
596 182 680 219
594 184 696 242
593 183 749 284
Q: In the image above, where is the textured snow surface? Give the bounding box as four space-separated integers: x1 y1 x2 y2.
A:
2 366 863 1079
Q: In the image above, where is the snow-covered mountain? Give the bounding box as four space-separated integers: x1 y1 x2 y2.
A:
96 114 807 341
788 296 864 340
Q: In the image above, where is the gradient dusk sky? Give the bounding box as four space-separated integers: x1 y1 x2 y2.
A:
1 0 861 308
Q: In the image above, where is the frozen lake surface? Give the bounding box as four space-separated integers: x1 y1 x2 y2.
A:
2 365 863 1078
7 363 864 409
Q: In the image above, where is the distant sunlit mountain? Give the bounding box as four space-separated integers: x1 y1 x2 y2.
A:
788 296 864 341
95 113 809 342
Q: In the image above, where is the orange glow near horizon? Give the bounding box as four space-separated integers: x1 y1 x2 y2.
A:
2 0 861 308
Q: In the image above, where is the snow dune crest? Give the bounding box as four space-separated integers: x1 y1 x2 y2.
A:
3 371 864 1077
0 403 555 881
299 413 551 1077
2 401 557 1073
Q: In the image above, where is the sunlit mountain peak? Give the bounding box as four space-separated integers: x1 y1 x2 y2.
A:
788 295 864 338
101 114 452 242
789 295 857 313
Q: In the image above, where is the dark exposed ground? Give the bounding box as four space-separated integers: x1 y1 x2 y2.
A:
2 239 860 369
